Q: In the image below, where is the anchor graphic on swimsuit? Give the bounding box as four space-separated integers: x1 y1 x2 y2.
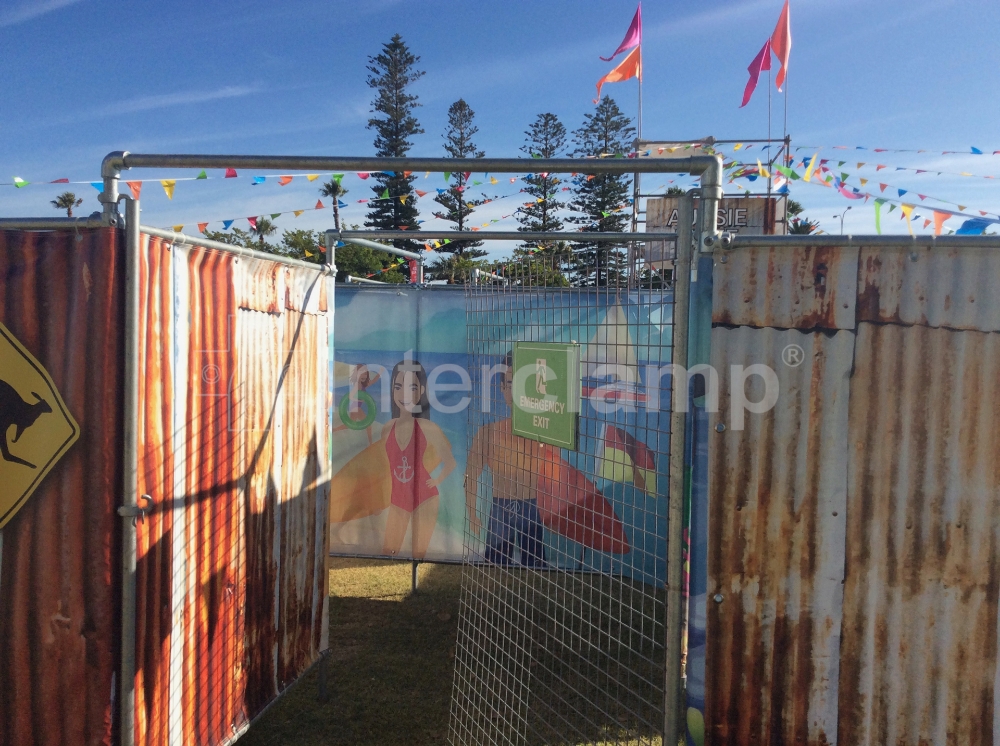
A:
394 456 414 483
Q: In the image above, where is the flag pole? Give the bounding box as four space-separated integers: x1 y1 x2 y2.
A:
767 67 772 199
632 48 642 237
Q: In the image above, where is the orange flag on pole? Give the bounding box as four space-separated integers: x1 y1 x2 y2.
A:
594 46 641 103
771 0 791 92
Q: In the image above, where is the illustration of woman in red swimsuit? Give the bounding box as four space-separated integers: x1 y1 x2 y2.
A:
381 359 457 559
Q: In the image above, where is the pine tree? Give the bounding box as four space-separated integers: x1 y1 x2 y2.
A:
516 113 567 255
569 96 635 287
433 99 486 256
365 34 425 257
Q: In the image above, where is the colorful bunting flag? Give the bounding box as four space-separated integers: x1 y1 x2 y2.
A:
225 168 237 178
270 213 280 219
900 204 914 235
252 176 266 185
278 175 293 186
172 225 183 233
223 220 234 230
874 198 885 234
196 170 207 180
161 180 176 199
740 40 772 107
198 222 209 233
601 2 641 62
126 181 142 199
307 174 320 182
91 182 103 192
771 0 791 91
247 217 258 230
338 200 347 208
595 45 642 103
51 178 69 184
315 200 324 209
293 210 304 217
415 189 428 197
380 189 389 199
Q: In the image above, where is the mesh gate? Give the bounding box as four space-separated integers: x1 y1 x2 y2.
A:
449 256 678 745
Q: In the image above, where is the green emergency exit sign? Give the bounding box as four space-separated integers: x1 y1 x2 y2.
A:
511 341 580 449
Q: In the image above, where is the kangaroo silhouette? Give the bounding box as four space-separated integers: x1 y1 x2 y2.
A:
0 379 52 469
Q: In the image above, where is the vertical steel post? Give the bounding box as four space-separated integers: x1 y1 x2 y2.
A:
412 560 419 594
664 191 695 745
119 196 141 746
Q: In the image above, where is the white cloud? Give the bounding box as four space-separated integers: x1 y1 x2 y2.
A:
0 0 86 28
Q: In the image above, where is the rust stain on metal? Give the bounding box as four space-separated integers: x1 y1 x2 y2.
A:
858 246 1000 331
0 228 123 746
839 321 1000 746
707 326 852 745
713 245 858 330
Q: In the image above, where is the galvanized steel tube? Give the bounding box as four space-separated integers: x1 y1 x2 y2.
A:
0 216 107 230
336 233 423 261
664 191 695 746
120 196 141 746
341 230 679 243
111 152 721 176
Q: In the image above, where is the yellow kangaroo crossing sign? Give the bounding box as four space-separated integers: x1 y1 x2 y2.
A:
0 322 79 529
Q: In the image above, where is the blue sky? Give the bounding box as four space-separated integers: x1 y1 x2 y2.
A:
2 0 999 250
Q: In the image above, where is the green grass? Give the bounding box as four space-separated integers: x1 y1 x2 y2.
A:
240 558 463 746
241 560 668 746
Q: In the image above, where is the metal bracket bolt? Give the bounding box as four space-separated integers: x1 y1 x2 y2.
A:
118 494 153 525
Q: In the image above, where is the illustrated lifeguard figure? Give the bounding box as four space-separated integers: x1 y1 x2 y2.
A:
465 354 548 567
329 358 457 560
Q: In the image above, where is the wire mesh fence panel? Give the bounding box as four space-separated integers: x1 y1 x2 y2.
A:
450 252 676 746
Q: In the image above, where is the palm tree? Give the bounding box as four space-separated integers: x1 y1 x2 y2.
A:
788 217 819 235
320 178 348 231
51 192 83 217
251 217 277 248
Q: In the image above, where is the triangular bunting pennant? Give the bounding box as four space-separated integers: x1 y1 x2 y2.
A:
293 210 304 217
126 181 142 199
315 200 324 209
222 220 234 230
198 222 209 233
225 168 237 178
278 175 293 186
172 225 184 233
247 217 257 229
161 180 176 199
306 174 320 182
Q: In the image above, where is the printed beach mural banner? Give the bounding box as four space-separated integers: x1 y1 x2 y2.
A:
329 285 675 586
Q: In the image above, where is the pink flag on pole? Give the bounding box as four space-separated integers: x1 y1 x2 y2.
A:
771 0 791 91
600 3 641 62
740 40 771 108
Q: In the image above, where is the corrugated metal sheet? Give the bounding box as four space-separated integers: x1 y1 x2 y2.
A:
858 245 1000 331
713 245 859 330
839 321 1000 746
706 326 852 745
0 228 123 746
706 241 1000 744
134 236 331 746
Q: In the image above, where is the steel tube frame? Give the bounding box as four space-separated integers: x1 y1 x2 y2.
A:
663 190 695 746
0 216 107 230
723 233 999 249
345 275 386 285
120 196 141 746
331 231 423 262
341 230 679 243
141 225 332 272
101 151 725 249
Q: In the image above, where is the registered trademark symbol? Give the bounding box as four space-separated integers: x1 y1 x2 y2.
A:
782 344 804 367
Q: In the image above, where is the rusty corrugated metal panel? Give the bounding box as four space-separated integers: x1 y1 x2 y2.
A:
0 228 123 746
235 258 281 314
713 245 859 330
135 234 176 746
839 321 1000 746
857 245 1000 331
238 304 282 715
284 266 327 314
706 326 853 746
277 304 329 688
132 238 331 745
181 247 245 745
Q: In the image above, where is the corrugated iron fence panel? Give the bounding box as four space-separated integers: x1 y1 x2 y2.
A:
707 327 852 745
134 237 331 746
839 319 1000 745
707 242 1000 745
0 228 124 746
